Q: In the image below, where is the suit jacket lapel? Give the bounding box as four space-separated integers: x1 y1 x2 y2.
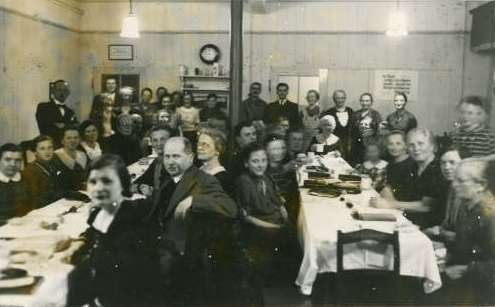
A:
163 166 198 219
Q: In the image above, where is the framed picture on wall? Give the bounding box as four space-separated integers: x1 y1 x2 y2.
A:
108 44 134 61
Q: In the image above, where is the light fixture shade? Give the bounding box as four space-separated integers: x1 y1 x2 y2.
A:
120 14 139 38
386 11 408 37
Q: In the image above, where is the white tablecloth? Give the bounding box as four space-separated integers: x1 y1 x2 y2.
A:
295 186 442 296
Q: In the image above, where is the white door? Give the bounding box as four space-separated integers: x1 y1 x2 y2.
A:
278 75 319 105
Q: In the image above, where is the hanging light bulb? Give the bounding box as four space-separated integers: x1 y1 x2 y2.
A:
120 0 139 38
386 1 408 37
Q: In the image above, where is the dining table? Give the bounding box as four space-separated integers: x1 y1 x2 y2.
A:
294 155 442 296
0 156 155 307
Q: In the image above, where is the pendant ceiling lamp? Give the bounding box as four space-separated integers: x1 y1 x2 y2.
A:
386 0 408 37
120 0 139 38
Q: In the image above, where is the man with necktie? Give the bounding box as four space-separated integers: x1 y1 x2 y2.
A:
36 80 78 147
264 82 301 129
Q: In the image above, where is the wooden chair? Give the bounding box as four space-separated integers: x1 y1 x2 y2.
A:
335 229 401 304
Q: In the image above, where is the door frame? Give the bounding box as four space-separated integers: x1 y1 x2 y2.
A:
92 66 147 95
269 67 328 107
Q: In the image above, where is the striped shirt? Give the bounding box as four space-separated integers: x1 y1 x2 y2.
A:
449 126 495 157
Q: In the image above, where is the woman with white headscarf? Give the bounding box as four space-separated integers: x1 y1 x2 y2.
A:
307 114 342 156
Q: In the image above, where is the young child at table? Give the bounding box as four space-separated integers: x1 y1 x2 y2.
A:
356 142 388 191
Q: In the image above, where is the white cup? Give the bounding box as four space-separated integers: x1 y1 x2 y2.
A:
361 175 372 190
315 144 324 153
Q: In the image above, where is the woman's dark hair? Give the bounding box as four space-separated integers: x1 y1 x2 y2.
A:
79 120 98 140
87 154 132 197
240 142 266 165
307 89 320 101
360 92 374 103
183 91 195 103
438 144 471 160
394 92 408 103
156 86 168 97
62 125 80 138
234 121 254 137
141 87 153 97
31 135 54 152
170 91 184 104
206 93 218 100
0 143 22 160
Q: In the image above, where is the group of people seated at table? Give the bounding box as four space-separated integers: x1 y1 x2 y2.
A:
0 77 494 305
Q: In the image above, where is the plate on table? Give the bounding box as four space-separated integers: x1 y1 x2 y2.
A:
0 276 35 288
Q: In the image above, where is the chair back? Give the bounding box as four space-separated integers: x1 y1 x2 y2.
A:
337 229 400 274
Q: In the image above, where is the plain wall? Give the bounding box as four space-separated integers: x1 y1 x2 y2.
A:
0 0 492 143
79 0 492 134
0 0 82 144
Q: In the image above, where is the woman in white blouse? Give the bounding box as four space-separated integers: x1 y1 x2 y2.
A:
79 120 103 162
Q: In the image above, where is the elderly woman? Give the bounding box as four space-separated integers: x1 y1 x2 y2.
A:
351 92 383 165
197 128 232 195
436 159 495 304
300 90 321 149
105 114 142 165
385 92 417 133
79 120 103 162
66 154 161 307
379 128 448 228
52 126 88 192
308 114 342 156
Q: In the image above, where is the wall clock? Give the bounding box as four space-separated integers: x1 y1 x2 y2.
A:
199 44 221 65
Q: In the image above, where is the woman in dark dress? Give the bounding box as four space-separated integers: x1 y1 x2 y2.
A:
105 114 142 165
265 134 301 224
385 92 417 134
67 155 161 307
52 126 88 192
378 128 448 228
235 143 292 289
381 130 417 202
197 127 232 195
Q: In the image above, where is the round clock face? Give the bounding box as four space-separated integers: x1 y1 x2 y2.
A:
199 44 220 65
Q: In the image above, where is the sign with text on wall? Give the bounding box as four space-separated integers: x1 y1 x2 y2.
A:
374 70 418 102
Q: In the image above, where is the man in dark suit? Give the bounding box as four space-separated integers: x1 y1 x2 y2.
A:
91 77 120 111
264 82 301 129
145 136 238 304
35 80 78 147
